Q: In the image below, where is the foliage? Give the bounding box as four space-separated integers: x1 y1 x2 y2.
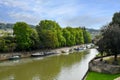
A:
13 22 38 50
42 30 59 48
82 27 91 43
36 20 61 31
62 28 73 46
96 12 120 61
29 29 40 49
75 28 84 44
36 20 60 48
112 12 120 24
0 20 91 52
0 36 16 52
62 27 85 46
56 30 66 47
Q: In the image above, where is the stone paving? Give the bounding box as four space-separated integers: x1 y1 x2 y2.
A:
114 77 120 80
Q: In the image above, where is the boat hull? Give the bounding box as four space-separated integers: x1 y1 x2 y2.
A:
8 55 20 60
31 52 55 57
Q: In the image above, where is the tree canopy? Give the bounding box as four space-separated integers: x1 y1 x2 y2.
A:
36 20 91 48
13 22 39 50
0 20 91 52
96 12 120 61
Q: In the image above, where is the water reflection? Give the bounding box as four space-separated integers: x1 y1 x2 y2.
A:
32 75 40 80
0 49 98 80
3 75 15 80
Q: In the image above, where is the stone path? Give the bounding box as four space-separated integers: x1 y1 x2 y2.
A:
114 77 120 80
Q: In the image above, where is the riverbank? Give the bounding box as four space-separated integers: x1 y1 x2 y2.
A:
84 55 120 80
82 55 120 80
0 44 88 61
89 55 120 74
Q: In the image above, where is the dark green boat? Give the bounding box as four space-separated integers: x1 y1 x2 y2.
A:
8 55 21 60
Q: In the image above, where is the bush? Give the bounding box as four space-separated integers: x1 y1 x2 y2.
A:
0 36 16 52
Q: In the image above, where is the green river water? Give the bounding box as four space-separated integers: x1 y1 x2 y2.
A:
0 49 98 80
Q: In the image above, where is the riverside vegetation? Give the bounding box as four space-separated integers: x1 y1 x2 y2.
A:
0 20 91 52
95 12 120 64
86 12 120 80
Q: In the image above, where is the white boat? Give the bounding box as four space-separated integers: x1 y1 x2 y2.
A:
31 53 44 57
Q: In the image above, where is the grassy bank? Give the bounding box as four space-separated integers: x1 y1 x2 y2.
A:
86 71 120 80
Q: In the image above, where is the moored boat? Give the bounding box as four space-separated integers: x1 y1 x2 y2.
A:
31 52 56 57
9 55 21 60
44 52 55 55
31 52 45 57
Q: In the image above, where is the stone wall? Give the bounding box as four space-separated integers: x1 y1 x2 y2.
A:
89 59 120 74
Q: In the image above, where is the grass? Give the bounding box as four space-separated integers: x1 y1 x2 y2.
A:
86 54 120 80
86 71 120 80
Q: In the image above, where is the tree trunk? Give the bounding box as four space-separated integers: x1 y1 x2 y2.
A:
100 52 103 61
114 54 118 61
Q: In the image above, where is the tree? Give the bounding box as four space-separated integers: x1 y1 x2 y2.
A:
36 20 61 48
104 24 120 61
97 12 120 62
36 20 91 48
0 36 16 52
36 20 61 31
13 22 37 50
29 29 40 49
40 30 59 48
66 27 76 45
112 12 120 25
62 28 73 46
62 27 87 46
56 30 66 47
75 28 84 44
82 27 91 43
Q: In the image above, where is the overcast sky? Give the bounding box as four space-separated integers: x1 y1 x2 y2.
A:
0 0 120 29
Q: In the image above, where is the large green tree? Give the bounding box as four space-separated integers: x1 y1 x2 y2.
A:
56 30 66 47
36 20 61 48
62 28 73 46
40 30 59 48
75 28 84 44
29 29 40 49
36 20 61 31
82 27 91 43
66 27 76 45
13 22 38 50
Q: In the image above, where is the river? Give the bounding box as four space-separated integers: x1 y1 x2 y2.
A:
0 49 98 80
